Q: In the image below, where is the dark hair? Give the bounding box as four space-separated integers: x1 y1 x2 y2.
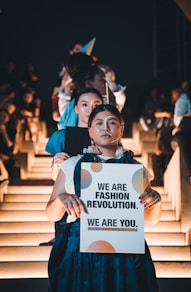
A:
88 104 124 127
84 66 104 82
63 52 94 80
74 87 103 105
68 41 83 52
0 109 9 125
22 87 34 95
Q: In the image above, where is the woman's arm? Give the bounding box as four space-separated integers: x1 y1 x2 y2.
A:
51 152 70 181
46 168 88 222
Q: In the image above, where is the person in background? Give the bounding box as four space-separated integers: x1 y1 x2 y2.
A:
0 109 17 179
46 87 103 180
98 64 126 112
20 61 40 111
46 104 161 292
20 61 39 95
51 41 83 122
170 85 191 185
150 91 174 186
18 87 40 141
40 87 103 247
57 53 116 130
139 87 163 132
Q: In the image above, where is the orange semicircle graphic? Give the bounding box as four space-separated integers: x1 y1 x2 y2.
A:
86 240 116 253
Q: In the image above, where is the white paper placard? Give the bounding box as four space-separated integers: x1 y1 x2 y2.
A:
80 162 145 254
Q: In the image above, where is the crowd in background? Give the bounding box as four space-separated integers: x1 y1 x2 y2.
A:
0 59 41 179
0 48 191 185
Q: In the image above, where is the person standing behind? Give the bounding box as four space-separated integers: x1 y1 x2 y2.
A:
46 104 161 292
171 85 191 184
57 54 116 130
20 61 40 112
39 87 103 246
18 87 39 141
46 87 103 181
51 41 83 122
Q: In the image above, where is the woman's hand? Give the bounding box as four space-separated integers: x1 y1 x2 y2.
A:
53 152 70 164
59 193 88 218
139 188 161 209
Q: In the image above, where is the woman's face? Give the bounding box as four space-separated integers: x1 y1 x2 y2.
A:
171 89 181 103
89 110 124 149
75 93 102 126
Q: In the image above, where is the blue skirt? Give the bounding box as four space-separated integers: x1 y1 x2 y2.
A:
48 219 158 292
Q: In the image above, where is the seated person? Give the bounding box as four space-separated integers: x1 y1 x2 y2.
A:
0 109 17 179
18 87 39 141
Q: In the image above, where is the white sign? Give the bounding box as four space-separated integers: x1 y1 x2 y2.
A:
80 162 145 254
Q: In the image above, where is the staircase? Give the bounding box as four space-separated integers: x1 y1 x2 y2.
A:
0 127 191 291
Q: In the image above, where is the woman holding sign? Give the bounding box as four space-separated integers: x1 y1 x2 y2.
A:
46 104 161 292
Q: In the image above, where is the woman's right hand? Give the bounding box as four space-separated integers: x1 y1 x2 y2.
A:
51 152 70 181
59 193 88 218
53 152 70 164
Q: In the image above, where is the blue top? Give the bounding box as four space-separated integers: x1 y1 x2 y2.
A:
45 129 68 155
174 93 191 126
57 99 78 129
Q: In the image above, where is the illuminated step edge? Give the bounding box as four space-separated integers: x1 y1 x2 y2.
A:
0 262 48 279
0 246 51 261
0 202 47 210
0 261 191 279
144 221 181 232
7 185 53 194
0 222 54 233
0 246 190 262
23 172 53 179
154 262 191 278
0 210 49 221
145 232 188 246
29 167 52 174
159 210 176 221
149 246 191 261
0 233 54 246
4 193 51 202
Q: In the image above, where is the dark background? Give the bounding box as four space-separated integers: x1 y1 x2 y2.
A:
0 0 191 133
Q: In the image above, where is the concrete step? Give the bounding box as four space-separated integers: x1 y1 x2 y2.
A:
0 246 52 261
0 221 54 233
0 261 48 279
149 246 191 261
0 244 190 262
145 232 188 246
160 210 176 221
0 202 47 210
0 233 54 246
0 260 191 279
0 210 48 221
4 193 50 202
7 185 53 194
162 201 173 210
145 220 181 232
23 172 53 180
30 166 52 173
154 261 191 278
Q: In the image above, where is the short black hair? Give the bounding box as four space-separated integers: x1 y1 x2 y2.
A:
88 104 124 127
74 87 103 105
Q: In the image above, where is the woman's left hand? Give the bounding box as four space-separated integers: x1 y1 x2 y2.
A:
139 188 161 209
